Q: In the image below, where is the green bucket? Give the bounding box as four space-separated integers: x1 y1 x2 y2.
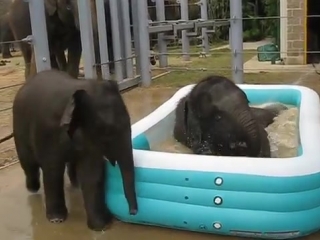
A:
257 43 281 62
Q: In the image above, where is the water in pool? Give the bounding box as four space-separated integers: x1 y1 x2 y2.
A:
152 103 299 158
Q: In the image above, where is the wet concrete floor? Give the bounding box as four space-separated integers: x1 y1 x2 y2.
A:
1 87 320 240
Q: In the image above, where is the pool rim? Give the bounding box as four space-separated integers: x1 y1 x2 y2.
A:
128 84 320 177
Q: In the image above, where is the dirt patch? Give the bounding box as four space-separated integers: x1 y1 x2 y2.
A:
0 52 25 168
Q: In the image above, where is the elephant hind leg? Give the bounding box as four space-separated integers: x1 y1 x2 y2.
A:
2 44 12 59
67 161 78 188
15 142 40 193
19 42 32 79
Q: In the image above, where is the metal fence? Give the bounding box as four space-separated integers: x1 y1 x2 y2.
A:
26 0 240 87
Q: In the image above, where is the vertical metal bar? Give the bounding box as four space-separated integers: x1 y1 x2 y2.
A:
96 0 110 80
137 0 152 87
77 0 96 78
180 0 190 61
229 0 244 84
28 0 51 72
117 0 127 79
156 0 168 67
131 0 141 75
200 0 210 55
120 0 134 79
109 0 123 81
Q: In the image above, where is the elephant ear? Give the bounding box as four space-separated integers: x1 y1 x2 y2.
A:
45 0 57 16
60 89 89 138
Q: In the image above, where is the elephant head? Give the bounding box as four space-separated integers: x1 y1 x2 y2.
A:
60 79 137 215
188 75 265 157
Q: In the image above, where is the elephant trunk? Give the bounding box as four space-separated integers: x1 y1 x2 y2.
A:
109 131 138 215
233 107 261 157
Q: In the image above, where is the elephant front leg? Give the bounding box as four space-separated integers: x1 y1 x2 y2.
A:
20 43 32 79
77 156 112 231
42 160 68 223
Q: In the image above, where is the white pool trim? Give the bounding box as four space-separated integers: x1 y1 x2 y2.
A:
130 84 320 177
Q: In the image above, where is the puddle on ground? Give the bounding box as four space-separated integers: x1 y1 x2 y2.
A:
153 103 299 158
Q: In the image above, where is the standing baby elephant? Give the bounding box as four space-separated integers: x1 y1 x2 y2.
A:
12 70 138 231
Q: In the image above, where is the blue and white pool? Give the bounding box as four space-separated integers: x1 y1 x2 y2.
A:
105 84 320 239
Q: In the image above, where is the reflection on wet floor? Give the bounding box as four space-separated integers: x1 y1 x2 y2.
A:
0 87 320 240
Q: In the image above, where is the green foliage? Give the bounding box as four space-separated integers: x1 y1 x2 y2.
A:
206 0 280 43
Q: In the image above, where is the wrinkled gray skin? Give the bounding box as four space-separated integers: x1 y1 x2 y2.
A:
12 70 138 231
173 75 287 157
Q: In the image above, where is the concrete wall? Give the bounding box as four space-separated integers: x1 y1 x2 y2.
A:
285 0 306 65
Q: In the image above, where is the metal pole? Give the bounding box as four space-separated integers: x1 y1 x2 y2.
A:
230 0 244 84
137 0 152 87
200 0 210 55
117 0 127 79
120 0 134 79
28 0 51 72
77 0 96 78
156 0 168 67
96 0 110 80
109 0 124 82
180 0 190 61
131 0 141 75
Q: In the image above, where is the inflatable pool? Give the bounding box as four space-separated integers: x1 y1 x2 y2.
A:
105 84 320 239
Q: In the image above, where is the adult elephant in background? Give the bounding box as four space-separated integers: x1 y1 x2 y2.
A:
0 0 14 59
12 69 138 230
0 12 15 59
173 75 287 157
8 0 115 79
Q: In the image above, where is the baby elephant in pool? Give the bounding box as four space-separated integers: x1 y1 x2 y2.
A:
12 70 138 231
173 75 287 157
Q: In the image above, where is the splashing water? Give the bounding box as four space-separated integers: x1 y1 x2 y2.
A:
153 104 299 158
265 106 299 158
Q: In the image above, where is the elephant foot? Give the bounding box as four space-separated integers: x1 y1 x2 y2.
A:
87 211 113 231
46 207 68 224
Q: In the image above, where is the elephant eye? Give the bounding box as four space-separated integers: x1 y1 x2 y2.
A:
66 5 71 10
